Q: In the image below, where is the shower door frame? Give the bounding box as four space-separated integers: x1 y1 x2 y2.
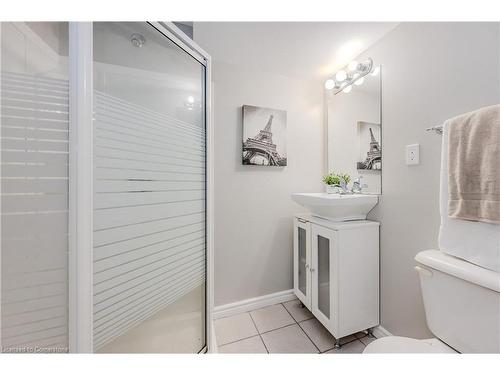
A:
68 21 214 353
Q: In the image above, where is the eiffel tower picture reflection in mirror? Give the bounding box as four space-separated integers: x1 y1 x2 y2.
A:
357 121 382 170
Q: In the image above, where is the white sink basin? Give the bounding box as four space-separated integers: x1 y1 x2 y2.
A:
292 192 379 222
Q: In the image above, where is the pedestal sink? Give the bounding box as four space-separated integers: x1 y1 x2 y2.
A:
292 192 379 221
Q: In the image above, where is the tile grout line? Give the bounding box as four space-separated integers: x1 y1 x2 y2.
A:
357 333 370 347
216 300 369 353
281 301 315 325
258 334 269 354
343 336 364 346
215 311 262 349
281 301 314 323
281 302 321 353
248 311 269 354
251 304 300 335
219 318 299 347
258 321 298 335
251 302 311 353
282 302 365 353
217 333 261 349
296 320 322 353
216 301 366 353
217 331 365 353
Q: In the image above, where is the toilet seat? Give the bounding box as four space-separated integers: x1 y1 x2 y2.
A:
363 336 458 353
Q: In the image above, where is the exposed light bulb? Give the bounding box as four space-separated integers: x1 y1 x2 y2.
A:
371 66 380 76
187 96 195 104
348 61 359 71
342 85 352 94
335 70 347 82
324 79 336 90
354 76 364 86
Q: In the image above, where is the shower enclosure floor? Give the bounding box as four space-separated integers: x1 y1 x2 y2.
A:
97 285 205 353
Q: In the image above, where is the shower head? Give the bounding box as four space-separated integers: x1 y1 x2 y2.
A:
131 33 146 48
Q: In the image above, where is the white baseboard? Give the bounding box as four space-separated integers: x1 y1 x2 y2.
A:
213 289 296 320
372 325 392 338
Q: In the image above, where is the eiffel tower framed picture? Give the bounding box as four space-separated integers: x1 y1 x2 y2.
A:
357 121 382 170
242 105 287 166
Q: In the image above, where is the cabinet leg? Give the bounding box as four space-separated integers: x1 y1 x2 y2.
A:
367 328 374 337
299 302 305 308
334 338 341 350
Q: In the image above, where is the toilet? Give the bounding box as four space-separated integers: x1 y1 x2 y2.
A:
364 249 500 353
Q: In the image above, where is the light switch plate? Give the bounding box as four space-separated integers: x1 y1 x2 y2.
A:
406 144 420 165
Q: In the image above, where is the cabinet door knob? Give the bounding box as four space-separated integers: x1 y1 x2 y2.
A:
305 264 309 269
310 268 315 272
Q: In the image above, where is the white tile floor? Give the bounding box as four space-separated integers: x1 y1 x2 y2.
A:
215 299 374 354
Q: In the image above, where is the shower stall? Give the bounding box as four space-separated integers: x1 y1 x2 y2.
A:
0 22 213 353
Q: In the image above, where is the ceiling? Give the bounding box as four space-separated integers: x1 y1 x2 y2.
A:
194 22 398 80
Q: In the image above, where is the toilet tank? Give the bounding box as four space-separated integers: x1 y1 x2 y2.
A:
415 250 500 353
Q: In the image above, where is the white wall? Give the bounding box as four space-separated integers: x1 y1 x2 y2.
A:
357 23 500 338
195 22 500 335
195 25 325 306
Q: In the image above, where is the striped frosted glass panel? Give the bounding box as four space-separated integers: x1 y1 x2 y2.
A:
1 71 69 351
93 91 206 349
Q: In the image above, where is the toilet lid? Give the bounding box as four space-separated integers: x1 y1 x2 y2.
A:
363 336 456 353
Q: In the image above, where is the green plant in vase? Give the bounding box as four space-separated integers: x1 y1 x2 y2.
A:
322 173 340 186
322 172 352 194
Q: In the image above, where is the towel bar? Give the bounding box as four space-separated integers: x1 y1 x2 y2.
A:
426 125 443 135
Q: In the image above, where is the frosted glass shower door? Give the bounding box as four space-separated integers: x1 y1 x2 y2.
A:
1 22 69 353
92 22 206 353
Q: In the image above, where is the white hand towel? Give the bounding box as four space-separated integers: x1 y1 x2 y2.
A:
439 117 500 272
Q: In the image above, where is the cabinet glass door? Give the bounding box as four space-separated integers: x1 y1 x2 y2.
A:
311 224 336 331
317 236 330 318
293 218 311 308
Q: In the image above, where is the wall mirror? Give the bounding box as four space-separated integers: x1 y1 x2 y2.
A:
327 65 382 194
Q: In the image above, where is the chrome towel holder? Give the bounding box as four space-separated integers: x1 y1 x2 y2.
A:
426 125 443 135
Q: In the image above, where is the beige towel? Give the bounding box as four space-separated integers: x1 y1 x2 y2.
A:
447 104 500 224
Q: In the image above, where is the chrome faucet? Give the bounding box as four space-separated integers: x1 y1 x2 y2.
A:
339 178 350 194
351 176 364 194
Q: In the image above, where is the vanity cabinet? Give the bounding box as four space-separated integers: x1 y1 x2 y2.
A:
293 214 379 342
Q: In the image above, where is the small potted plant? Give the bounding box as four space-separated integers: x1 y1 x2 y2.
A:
322 172 341 194
322 172 351 194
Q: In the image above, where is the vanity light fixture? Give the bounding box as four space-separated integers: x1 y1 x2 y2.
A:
324 79 336 90
347 60 359 71
324 57 374 94
335 70 347 82
342 85 352 93
354 76 364 86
